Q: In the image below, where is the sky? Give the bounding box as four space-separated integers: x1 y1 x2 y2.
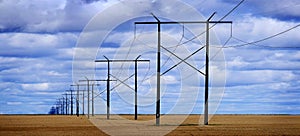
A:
0 0 300 115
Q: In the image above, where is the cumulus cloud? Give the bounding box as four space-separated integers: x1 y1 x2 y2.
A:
22 83 49 91
0 32 78 58
243 0 300 21
7 101 23 105
232 16 300 46
0 0 300 114
0 0 119 33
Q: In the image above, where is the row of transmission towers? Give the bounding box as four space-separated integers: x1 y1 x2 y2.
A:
51 12 232 126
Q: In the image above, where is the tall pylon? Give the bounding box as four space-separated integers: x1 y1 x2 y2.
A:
135 13 232 125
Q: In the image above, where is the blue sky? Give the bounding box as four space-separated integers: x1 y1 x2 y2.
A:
0 0 300 114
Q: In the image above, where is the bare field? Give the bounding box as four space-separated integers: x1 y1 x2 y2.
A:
0 115 107 136
1 115 300 135
168 115 300 135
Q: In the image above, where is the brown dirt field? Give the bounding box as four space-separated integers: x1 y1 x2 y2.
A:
0 115 300 136
168 115 300 135
0 115 107 136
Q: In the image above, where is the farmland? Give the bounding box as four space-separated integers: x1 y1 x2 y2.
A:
1 115 299 135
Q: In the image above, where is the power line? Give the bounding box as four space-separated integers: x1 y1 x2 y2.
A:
128 0 244 86
177 0 244 46
220 24 300 48
180 23 300 82
135 12 232 126
180 30 233 81
220 0 245 21
114 17 153 79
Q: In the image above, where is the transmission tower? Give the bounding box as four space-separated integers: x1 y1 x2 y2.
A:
135 13 232 125
95 55 150 120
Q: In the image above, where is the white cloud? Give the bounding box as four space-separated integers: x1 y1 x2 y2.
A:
226 70 297 86
22 83 49 91
1 0 300 114
0 0 119 32
207 15 300 49
0 32 78 58
244 0 300 18
161 75 180 85
7 101 23 105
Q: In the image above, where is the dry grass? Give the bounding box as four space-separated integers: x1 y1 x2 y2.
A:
1 115 299 135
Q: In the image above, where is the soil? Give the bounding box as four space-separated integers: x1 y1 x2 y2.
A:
0 115 107 136
1 115 299 136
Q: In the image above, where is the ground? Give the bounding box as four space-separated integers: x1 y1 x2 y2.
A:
0 115 106 136
0 115 299 135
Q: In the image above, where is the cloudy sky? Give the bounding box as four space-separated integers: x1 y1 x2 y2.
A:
0 0 299 114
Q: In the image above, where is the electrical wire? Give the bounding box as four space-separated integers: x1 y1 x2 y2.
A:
114 17 153 89
95 22 138 96
146 0 243 74
135 38 156 49
140 60 151 85
110 74 135 91
220 24 300 48
176 0 244 47
180 26 233 80
131 0 244 83
207 23 233 60
119 17 154 88
114 27 137 80
114 17 149 82
180 23 300 80
161 24 185 69
90 1 241 101
94 88 106 98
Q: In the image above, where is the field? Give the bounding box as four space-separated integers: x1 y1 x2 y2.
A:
1 115 299 135
0 115 106 136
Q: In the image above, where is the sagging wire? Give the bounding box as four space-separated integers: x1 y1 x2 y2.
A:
224 24 300 48
167 0 244 48
114 25 137 82
114 17 152 87
140 60 151 85
110 74 135 91
161 24 185 70
94 88 106 98
92 87 107 101
181 23 233 80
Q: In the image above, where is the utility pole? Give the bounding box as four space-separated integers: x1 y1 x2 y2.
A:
65 90 75 115
204 13 215 125
71 84 80 117
63 94 68 115
82 86 85 115
65 90 77 116
134 55 141 120
154 13 161 126
71 90 73 115
86 77 90 119
56 105 59 114
59 98 64 115
58 98 63 115
95 55 149 120
71 84 92 117
79 78 108 119
105 56 110 120
79 78 89 119
55 102 60 115
92 83 94 116
91 83 101 116
135 12 231 125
